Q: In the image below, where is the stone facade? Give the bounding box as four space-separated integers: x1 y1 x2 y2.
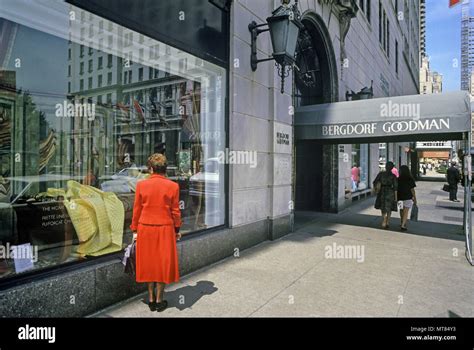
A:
230 0 293 231
231 0 419 216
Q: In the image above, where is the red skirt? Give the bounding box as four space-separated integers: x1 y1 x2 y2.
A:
135 223 180 283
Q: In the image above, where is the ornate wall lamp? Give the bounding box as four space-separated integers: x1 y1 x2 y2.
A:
249 0 303 93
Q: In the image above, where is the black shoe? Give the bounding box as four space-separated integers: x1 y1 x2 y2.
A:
148 301 157 311
400 226 407 232
156 300 168 312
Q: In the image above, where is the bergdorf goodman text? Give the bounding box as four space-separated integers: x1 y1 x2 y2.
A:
321 118 450 137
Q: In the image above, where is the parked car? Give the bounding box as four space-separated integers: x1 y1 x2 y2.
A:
100 166 149 193
189 158 220 199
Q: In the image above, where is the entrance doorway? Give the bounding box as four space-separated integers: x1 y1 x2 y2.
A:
295 141 323 211
294 12 338 213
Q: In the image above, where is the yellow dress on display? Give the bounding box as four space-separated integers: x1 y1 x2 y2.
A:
44 181 124 257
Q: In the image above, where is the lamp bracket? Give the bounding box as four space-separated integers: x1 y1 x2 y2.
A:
249 21 273 71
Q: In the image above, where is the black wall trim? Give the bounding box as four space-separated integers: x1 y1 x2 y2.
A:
66 0 230 68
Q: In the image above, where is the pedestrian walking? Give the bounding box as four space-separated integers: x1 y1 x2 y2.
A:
373 161 398 229
351 163 360 192
397 165 417 231
446 161 461 202
130 153 182 312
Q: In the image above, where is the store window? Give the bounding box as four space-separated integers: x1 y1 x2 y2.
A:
350 144 369 192
0 0 226 280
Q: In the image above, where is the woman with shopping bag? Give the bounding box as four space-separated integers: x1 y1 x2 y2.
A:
373 162 398 229
130 153 181 312
397 165 417 231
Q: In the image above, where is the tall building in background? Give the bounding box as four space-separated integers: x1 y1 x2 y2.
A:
420 56 443 94
470 70 474 95
420 0 426 59
418 56 450 167
461 0 474 90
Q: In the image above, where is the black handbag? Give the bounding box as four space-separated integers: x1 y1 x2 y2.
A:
391 200 398 212
442 184 450 192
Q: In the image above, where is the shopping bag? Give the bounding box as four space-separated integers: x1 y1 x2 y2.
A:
442 184 450 192
122 240 136 276
410 204 419 222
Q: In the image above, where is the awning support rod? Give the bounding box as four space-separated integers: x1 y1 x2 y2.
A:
464 131 473 266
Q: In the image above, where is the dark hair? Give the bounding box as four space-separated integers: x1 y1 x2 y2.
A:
399 165 413 181
385 161 394 172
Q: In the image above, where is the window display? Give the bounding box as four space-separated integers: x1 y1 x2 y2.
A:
350 144 369 192
352 144 369 191
0 0 226 279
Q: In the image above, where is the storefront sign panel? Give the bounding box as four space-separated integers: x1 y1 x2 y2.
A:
297 117 470 140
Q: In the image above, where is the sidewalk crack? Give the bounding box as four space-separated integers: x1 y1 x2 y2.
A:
246 259 325 317
396 247 420 317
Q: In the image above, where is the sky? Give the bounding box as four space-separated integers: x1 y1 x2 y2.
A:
425 0 463 92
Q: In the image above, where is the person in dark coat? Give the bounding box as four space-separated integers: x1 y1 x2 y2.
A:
446 161 461 202
373 161 398 229
397 165 417 231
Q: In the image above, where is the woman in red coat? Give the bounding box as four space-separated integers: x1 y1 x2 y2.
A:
130 153 181 312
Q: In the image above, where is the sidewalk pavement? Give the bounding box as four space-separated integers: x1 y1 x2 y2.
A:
92 182 474 318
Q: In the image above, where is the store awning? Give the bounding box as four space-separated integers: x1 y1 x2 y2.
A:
295 90 474 266
295 91 472 144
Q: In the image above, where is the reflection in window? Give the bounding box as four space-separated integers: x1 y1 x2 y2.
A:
0 0 226 279
342 144 370 194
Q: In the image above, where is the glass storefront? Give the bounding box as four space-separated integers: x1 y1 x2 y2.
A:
0 0 226 279
352 144 370 192
350 144 369 192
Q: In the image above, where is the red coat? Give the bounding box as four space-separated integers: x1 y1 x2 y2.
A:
131 173 181 283
130 173 181 231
